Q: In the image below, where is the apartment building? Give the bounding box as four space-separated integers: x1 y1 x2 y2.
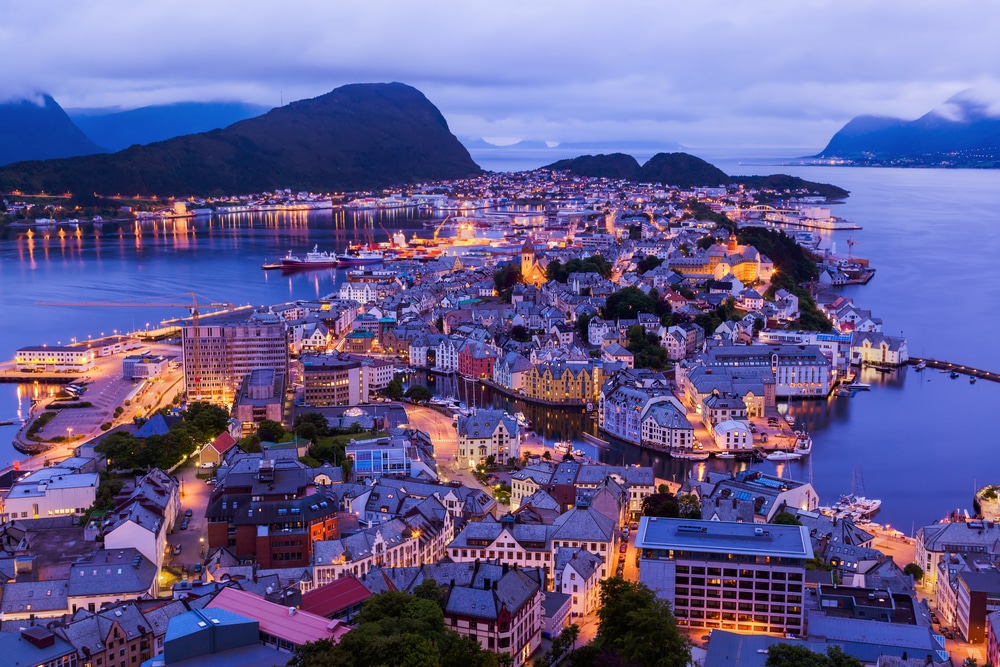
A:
300 354 363 406
182 311 289 404
636 517 812 636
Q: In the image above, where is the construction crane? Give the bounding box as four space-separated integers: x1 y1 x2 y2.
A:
846 237 858 262
432 215 452 241
35 292 239 401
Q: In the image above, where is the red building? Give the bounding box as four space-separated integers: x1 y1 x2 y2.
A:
205 457 342 568
458 340 499 379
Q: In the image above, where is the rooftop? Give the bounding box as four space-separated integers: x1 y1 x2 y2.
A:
206 586 349 647
635 517 813 559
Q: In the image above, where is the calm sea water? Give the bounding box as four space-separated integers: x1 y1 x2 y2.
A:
3 159 1000 531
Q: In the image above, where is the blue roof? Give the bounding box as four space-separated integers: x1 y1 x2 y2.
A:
635 517 813 559
165 608 257 642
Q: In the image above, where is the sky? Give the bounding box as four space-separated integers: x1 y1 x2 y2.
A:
2 0 999 149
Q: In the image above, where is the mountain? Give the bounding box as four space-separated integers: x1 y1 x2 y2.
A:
0 82 481 196
70 102 271 152
545 153 641 179
545 152 726 186
815 92 1000 167
634 152 729 187
0 94 105 166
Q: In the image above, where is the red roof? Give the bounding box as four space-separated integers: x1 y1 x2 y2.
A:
210 432 237 454
206 586 350 646
301 576 372 618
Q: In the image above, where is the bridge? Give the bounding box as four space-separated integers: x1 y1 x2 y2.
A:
907 357 1000 383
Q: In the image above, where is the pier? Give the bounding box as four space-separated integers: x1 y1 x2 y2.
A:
908 357 1000 382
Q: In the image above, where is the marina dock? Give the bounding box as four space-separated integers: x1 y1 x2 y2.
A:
908 357 1000 382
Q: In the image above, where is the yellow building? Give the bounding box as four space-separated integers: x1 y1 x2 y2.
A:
521 239 547 287
667 234 773 284
524 360 602 404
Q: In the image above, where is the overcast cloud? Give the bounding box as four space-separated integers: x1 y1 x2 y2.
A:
2 0 998 148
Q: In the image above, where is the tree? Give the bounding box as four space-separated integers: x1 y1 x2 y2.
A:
294 413 331 443
405 385 433 403
772 511 802 526
184 401 230 438
494 263 521 291
412 578 447 610
341 457 353 483
766 644 862 667
576 313 595 343
510 324 531 342
257 419 286 443
604 286 659 320
288 590 500 667
677 493 700 518
590 579 690 667
636 254 664 273
386 377 404 401
642 493 680 518
903 562 924 582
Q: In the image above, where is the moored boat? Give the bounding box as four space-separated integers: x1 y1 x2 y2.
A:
793 433 813 455
766 450 803 461
338 246 386 264
914 361 927 371
672 449 710 460
270 245 339 270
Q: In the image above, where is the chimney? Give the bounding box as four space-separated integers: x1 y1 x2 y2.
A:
483 578 491 590
502 563 509 575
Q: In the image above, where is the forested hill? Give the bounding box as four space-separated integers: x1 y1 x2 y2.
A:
0 83 482 196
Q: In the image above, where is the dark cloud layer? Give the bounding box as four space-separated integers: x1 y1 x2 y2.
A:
2 0 998 148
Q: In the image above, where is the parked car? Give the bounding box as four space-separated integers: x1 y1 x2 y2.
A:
180 518 189 530
200 462 216 469
619 543 628 553
173 544 182 555
184 508 193 518
193 563 203 573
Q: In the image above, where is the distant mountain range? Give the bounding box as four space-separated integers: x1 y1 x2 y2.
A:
814 92 1000 168
0 82 481 196
546 152 848 197
70 102 271 152
0 95 105 166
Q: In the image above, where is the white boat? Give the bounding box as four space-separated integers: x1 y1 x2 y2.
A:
275 245 339 270
784 414 795 425
914 361 927 371
793 433 813 456
553 440 572 455
845 382 871 390
571 448 586 457
835 495 881 518
766 450 803 461
715 451 737 459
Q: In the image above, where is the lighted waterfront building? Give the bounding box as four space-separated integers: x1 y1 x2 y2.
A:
15 346 96 373
182 311 289 404
640 403 696 450
693 342 834 398
523 360 601 404
121 353 170 381
635 517 811 635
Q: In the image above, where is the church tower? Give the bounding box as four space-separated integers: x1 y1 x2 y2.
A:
521 238 535 281
727 232 738 253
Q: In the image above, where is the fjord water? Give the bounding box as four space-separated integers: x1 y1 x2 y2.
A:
2 163 1000 531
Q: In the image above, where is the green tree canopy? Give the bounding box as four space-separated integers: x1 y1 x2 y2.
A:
903 562 924 582
386 377 404 401
772 511 802 526
636 254 664 273
293 412 331 443
257 419 286 443
642 493 680 518
572 579 690 667
288 590 499 667
766 644 862 667
405 385 433 403
604 286 663 320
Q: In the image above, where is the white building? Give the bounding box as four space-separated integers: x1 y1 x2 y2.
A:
15 346 96 372
712 419 752 450
3 467 98 520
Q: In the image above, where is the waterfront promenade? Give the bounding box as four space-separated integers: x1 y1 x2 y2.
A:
908 357 1000 382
